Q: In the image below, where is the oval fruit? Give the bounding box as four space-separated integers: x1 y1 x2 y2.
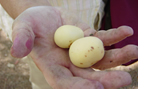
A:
69 37 104 68
54 25 84 48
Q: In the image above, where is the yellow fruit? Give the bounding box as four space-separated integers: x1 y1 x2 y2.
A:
54 25 84 48
69 37 104 68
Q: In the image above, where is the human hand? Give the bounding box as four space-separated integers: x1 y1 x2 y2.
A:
11 6 137 89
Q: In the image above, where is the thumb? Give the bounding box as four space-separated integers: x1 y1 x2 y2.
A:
11 22 35 58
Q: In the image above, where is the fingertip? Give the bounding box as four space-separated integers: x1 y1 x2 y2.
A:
124 45 138 59
102 71 132 89
84 28 97 37
118 26 134 36
118 71 132 87
10 36 34 58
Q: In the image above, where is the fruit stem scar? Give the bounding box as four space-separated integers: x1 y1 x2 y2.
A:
91 62 94 65
80 63 83 65
69 40 72 42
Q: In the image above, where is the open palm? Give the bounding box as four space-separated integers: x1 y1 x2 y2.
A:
11 6 137 89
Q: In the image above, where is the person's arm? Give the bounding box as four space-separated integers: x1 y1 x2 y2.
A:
0 0 51 19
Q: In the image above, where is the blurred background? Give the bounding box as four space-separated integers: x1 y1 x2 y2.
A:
0 29 32 89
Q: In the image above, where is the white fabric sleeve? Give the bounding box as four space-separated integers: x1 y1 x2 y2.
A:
48 0 105 30
0 4 14 41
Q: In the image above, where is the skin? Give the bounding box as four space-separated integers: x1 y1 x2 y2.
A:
1 0 138 89
10 6 137 89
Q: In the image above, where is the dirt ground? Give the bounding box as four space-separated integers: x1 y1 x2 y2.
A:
0 29 138 89
0 29 32 89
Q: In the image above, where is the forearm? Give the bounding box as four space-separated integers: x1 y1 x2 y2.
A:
0 0 51 19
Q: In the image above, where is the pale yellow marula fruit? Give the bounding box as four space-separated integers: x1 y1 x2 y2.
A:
54 25 84 48
69 37 105 68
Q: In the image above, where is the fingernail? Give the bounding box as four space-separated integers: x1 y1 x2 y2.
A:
26 39 33 50
11 37 33 58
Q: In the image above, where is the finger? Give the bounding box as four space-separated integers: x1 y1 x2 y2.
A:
92 45 138 70
70 65 132 89
95 26 134 46
11 21 35 58
42 65 104 89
